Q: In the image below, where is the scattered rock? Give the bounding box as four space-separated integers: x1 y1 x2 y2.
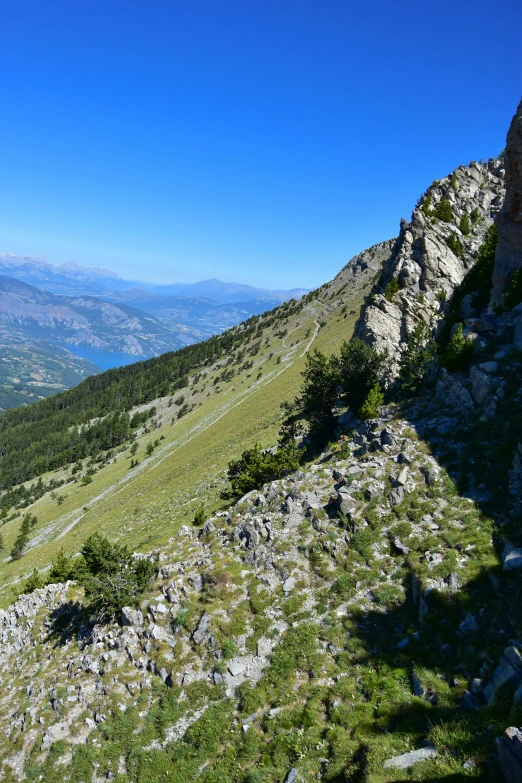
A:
121 607 143 627
459 613 478 633
484 647 522 704
257 638 272 658
504 548 522 571
479 361 499 374
383 745 438 770
389 486 405 506
192 612 210 645
282 576 296 593
227 661 246 677
496 726 522 783
396 467 409 486
444 572 461 592
392 537 410 555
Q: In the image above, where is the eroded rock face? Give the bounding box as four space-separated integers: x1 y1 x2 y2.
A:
354 160 505 376
491 99 522 306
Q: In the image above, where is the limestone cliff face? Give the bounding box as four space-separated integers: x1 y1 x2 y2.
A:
353 160 505 374
491 99 522 305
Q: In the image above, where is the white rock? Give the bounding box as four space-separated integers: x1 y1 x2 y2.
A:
383 746 438 769
257 638 272 657
228 661 246 677
396 467 409 486
283 576 296 593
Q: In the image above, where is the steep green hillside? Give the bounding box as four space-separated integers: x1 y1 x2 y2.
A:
0 241 389 600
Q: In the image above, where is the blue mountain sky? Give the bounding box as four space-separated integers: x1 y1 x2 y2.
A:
0 0 519 289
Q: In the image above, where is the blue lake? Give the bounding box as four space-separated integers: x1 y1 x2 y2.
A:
62 345 147 371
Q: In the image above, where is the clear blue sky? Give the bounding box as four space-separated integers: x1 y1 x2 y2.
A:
0 0 520 289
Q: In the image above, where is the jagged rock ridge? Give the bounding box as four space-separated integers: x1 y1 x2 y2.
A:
354 159 505 373
491 98 522 305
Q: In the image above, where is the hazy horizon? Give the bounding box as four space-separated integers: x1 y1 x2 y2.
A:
0 0 519 290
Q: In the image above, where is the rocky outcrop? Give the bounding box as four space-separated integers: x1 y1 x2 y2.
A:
354 160 505 375
491 99 522 306
496 727 522 783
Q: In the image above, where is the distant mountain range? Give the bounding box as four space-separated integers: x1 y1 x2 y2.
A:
0 253 307 303
0 253 130 295
0 275 184 358
144 278 308 304
0 254 308 408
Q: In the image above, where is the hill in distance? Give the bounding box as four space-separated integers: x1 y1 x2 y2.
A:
0 252 307 304
0 257 310 401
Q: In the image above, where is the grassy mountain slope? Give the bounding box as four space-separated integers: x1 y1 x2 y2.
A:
0 240 389 602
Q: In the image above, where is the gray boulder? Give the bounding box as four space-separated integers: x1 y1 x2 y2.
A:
484 647 522 704
381 428 395 446
459 613 478 633
504 548 522 571
389 486 405 506
396 466 409 486
496 726 522 783
121 607 143 627
383 745 438 770
192 612 210 645
392 537 410 555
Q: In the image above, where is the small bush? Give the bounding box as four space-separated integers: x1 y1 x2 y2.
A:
360 384 384 419
222 440 303 500
298 349 340 438
10 532 28 560
440 323 474 371
470 207 480 224
222 639 237 660
49 548 76 583
421 196 434 217
372 583 403 606
504 268 522 309
399 320 436 393
435 198 453 222
459 213 471 236
339 338 387 413
385 277 400 301
22 568 44 594
446 231 463 258
76 533 155 622
184 702 233 752
331 572 357 598
192 504 206 526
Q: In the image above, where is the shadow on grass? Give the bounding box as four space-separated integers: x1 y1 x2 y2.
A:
338 544 522 781
46 599 93 646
